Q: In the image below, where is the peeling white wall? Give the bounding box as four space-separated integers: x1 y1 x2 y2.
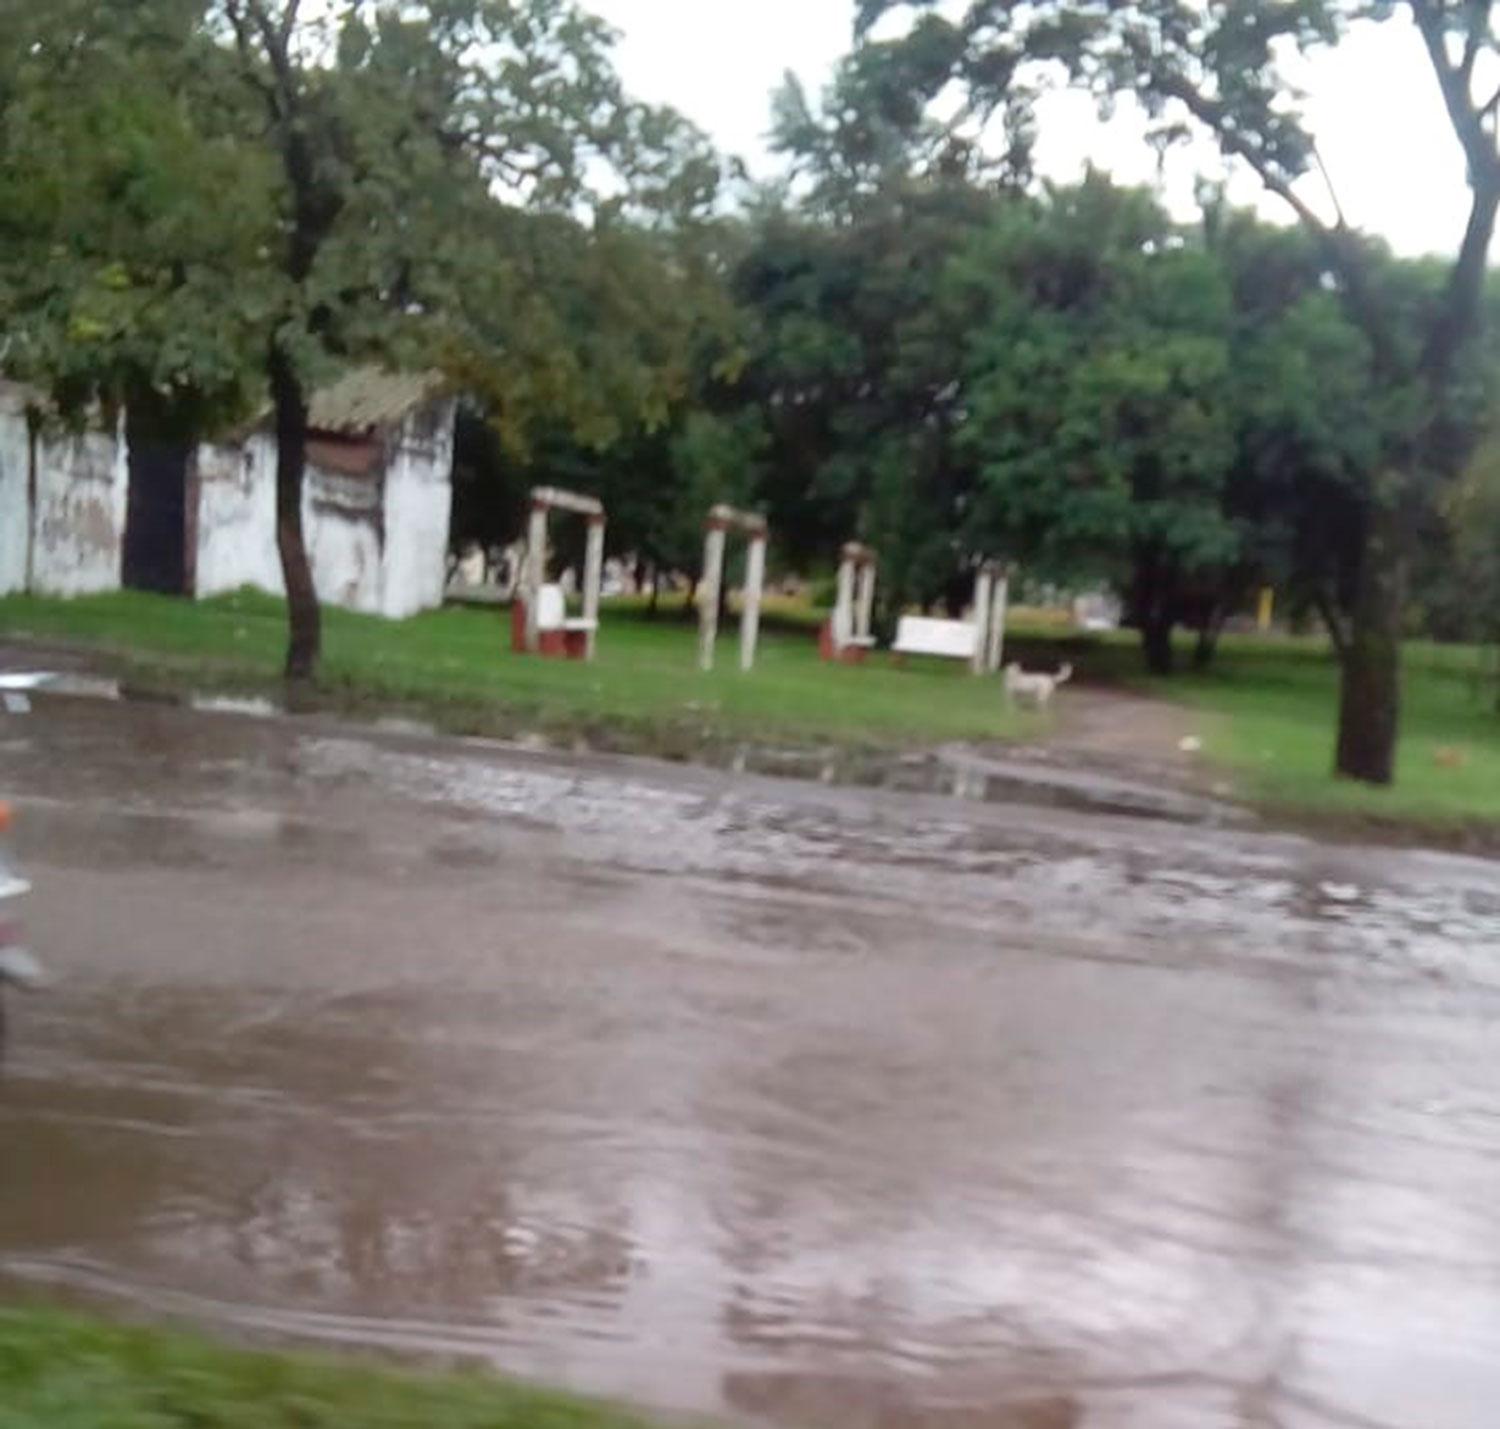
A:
380 399 456 619
0 383 454 618
194 403 455 619
30 414 127 597
306 467 383 613
194 434 281 599
0 388 30 596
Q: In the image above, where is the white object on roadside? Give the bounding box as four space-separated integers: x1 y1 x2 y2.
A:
2 693 30 714
1178 735 1203 754
1320 882 1361 904
0 673 54 691
0 873 30 900
0 948 45 988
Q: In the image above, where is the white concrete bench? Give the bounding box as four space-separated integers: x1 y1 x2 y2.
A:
535 583 597 634
891 615 977 661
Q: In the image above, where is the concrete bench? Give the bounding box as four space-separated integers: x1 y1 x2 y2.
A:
515 583 597 659
535 583 597 635
891 615 978 661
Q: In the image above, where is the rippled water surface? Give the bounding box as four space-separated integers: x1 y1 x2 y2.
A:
4 693 1500 1428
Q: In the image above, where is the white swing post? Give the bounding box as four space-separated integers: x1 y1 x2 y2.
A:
826 542 878 663
521 486 607 660
970 563 995 676
698 505 770 673
985 562 1010 675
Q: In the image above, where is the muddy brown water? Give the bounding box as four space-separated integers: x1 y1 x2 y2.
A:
4 692 1500 1428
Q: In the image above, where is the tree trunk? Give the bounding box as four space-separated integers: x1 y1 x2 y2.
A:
1131 553 1177 675
648 566 661 616
1192 618 1220 671
267 342 321 681
1142 614 1175 676
1335 498 1405 785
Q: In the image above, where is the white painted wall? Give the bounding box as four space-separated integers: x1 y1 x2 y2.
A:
0 389 31 596
30 414 127 597
0 382 455 618
380 399 456 618
194 434 280 599
193 401 456 619
305 467 383 613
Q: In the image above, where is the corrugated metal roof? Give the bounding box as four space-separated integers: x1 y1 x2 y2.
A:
306 368 447 435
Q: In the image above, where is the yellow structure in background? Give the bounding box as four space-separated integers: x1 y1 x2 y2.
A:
1257 587 1276 632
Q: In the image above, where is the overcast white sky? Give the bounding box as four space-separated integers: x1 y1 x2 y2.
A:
587 0 1474 259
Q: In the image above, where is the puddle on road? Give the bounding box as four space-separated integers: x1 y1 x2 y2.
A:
5 673 1233 827
6 689 1500 1429
5 899 1499 1429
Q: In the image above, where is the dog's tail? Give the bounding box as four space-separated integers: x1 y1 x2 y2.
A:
1056 663 1073 685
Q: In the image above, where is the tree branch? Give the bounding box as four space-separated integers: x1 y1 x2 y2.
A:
1480 81 1500 126
248 0 298 105
222 0 281 118
1461 0 1488 83
1419 176 1500 386
1145 67 1407 380
277 0 301 48
1411 0 1497 183
1312 142 1349 231
1148 71 1332 239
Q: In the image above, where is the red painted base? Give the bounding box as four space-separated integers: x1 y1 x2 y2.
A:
509 599 588 659
818 620 870 664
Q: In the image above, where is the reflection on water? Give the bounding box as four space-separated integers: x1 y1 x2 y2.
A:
8 674 1234 824
3 695 1500 1428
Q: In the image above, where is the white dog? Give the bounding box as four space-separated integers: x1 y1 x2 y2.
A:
1004 661 1072 707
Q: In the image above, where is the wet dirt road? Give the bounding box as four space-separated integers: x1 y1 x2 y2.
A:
4 693 1500 1429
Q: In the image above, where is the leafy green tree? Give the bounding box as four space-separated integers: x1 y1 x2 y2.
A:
1207 209 1382 657
729 50 1015 622
3 0 727 679
0 2 271 430
858 0 1500 781
948 176 1237 672
211 0 727 677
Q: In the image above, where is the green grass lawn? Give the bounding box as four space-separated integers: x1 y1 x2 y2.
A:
0 589 1028 752
0 1307 658 1429
1146 635 1500 834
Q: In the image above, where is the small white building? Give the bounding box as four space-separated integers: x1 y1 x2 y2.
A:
0 370 457 619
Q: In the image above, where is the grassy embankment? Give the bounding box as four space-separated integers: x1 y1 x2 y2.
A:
1027 621 1500 835
0 588 1030 753
1155 635 1500 833
0 1307 660 1429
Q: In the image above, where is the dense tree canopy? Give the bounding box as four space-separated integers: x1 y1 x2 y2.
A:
852 0 1500 780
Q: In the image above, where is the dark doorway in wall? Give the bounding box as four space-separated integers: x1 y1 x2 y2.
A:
123 398 190 595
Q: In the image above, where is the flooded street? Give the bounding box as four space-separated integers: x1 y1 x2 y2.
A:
5 693 1500 1428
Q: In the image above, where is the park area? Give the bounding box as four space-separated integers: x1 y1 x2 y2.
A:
3 588 1500 843
12 0 1500 1426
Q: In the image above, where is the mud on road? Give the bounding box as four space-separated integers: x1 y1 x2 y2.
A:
3 692 1500 1429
